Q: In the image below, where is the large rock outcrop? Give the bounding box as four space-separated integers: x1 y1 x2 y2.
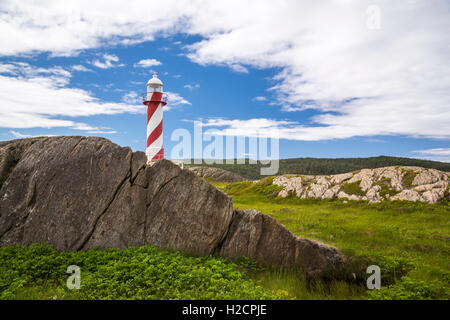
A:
187 166 245 183
273 166 450 204
0 136 344 279
219 209 343 278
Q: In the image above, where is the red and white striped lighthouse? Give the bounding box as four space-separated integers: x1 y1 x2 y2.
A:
143 74 167 163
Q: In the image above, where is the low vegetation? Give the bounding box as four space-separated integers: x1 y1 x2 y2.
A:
215 180 450 300
401 169 418 189
0 245 287 300
374 177 399 198
340 180 365 197
1 177 448 300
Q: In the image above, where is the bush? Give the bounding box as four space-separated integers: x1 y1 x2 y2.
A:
0 244 285 300
340 180 365 196
368 277 449 300
401 170 417 188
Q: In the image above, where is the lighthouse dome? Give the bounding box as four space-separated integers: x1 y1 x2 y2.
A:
147 74 163 87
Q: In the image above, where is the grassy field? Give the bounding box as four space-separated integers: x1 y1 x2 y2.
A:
1 178 448 300
211 178 450 300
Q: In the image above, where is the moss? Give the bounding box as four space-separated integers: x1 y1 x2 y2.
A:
252 177 284 199
401 169 418 189
225 177 283 199
340 180 365 196
375 177 398 198
380 188 399 198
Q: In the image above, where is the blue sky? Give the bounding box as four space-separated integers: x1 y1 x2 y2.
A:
0 1 449 162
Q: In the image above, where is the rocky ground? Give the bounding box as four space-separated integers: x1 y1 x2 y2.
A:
187 166 245 183
272 166 450 204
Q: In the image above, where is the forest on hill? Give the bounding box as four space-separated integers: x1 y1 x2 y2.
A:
186 156 450 180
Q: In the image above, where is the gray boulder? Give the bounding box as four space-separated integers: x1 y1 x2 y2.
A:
220 209 344 279
0 136 344 279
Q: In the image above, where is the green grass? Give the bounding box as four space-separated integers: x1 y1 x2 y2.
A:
375 177 399 198
213 180 450 300
340 180 365 196
2 179 448 300
402 169 418 189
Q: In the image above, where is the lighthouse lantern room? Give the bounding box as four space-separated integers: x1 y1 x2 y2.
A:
143 74 167 163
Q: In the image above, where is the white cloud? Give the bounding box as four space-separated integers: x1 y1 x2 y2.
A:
252 96 267 102
86 130 117 134
0 62 71 86
91 54 124 69
228 64 248 73
411 148 450 163
9 130 33 138
71 64 93 72
122 91 141 104
184 83 200 91
134 58 162 68
197 117 401 141
9 130 56 138
1 1 450 141
0 63 144 130
0 62 189 130
413 148 450 156
165 91 191 110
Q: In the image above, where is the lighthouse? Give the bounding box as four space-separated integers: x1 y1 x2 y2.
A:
143 74 167 163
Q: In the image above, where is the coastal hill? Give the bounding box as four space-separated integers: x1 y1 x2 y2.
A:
185 156 450 180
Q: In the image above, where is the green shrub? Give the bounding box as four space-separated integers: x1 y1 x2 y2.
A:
375 178 398 198
0 244 285 300
401 170 417 188
340 180 365 196
368 277 449 300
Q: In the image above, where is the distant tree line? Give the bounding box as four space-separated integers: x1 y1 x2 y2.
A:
185 156 450 180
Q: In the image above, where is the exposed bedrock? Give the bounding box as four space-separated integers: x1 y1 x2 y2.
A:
0 136 344 279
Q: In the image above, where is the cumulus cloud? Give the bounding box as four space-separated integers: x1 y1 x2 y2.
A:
122 91 141 104
199 118 310 140
184 1 450 140
91 54 124 69
165 91 191 110
0 60 190 130
0 62 143 130
0 62 71 86
134 59 162 68
1 1 449 141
